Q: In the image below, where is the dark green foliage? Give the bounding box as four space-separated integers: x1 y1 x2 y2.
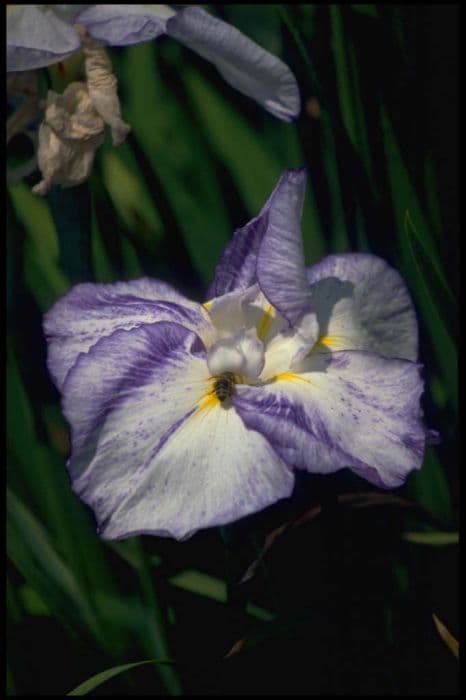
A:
7 5 458 695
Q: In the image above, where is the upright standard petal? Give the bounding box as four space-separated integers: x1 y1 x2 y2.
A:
234 350 427 489
7 5 81 72
208 169 313 332
166 7 300 121
256 169 314 327
76 4 175 46
307 253 419 361
44 278 214 392
62 322 294 540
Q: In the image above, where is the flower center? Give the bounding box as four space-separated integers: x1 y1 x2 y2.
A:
206 327 265 380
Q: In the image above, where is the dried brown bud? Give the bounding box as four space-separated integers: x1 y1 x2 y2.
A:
32 31 130 194
32 82 105 194
75 23 130 145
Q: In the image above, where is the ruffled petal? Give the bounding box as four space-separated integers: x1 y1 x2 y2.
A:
7 5 81 72
62 322 293 540
166 6 300 121
234 350 427 488
75 4 175 46
208 170 312 330
44 277 214 391
307 253 418 361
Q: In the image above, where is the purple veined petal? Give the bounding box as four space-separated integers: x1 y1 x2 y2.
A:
44 277 214 392
62 321 294 540
256 168 314 327
208 169 313 332
307 253 419 361
206 211 268 300
166 6 300 121
234 349 428 489
7 5 81 72
75 4 175 46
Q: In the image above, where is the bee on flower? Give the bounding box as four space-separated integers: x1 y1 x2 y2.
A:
44 169 432 540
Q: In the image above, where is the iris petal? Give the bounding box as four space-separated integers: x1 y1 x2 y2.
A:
166 6 300 121
7 5 81 71
76 4 174 46
62 321 293 540
234 349 427 488
256 169 314 326
209 169 313 333
307 253 419 361
44 277 213 391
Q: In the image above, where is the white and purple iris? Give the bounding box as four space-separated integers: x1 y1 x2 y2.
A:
6 4 300 121
44 169 429 540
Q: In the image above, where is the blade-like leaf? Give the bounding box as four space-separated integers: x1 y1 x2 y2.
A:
8 184 69 310
381 107 457 407
403 531 458 546
120 43 231 286
67 659 174 696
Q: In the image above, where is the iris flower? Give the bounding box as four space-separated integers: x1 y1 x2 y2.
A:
44 169 430 540
7 4 300 121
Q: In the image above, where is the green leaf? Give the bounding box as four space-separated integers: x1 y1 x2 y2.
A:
330 6 357 151
423 152 443 241
99 147 164 249
124 538 182 695
7 488 99 637
8 338 130 656
8 184 69 309
169 569 227 603
403 531 458 546
351 4 378 18
320 111 349 251
18 583 51 616
47 184 93 284
381 107 457 408
404 210 455 306
407 448 453 522
90 204 118 283
183 64 282 215
168 569 273 621
67 659 174 696
121 43 231 286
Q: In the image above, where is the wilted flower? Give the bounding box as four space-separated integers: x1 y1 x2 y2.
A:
31 26 130 195
7 4 301 121
44 169 430 540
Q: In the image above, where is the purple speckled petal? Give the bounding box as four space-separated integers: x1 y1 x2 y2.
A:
7 5 81 72
307 253 419 361
44 277 213 392
62 321 293 540
234 350 428 489
166 7 300 121
75 4 174 46
256 169 313 326
208 170 311 329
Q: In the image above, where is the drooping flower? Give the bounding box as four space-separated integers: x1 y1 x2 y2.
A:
7 4 301 122
44 169 430 540
31 25 130 195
